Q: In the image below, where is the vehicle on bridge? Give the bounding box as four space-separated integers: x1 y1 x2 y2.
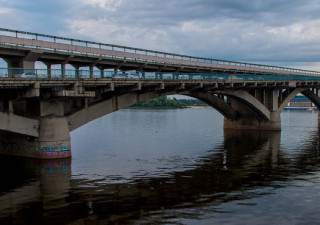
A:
115 72 140 79
18 72 37 78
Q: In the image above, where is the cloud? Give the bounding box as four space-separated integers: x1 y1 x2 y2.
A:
65 2 320 64
81 0 123 11
0 6 12 14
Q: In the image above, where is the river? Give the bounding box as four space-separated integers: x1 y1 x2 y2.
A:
0 108 319 224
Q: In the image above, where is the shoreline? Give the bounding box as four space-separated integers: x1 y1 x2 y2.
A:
187 105 210 108
126 105 210 109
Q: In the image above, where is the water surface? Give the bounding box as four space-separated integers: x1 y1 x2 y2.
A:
0 109 319 224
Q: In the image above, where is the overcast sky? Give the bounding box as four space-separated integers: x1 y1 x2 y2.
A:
1 0 320 70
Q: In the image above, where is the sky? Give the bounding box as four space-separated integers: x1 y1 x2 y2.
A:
1 0 320 70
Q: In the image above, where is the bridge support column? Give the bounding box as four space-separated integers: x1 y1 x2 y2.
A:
114 69 118 77
98 66 104 78
61 64 66 78
224 112 281 130
90 65 94 78
38 116 71 159
222 89 282 131
45 63 52 78
4 58 36 77
74 66 80 78
0 116 71 159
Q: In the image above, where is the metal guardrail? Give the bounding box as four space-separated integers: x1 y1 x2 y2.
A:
1 28 320 76
1 67 320 80
0 68 114 79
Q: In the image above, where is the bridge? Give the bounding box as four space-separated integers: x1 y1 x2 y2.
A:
0 28 320 159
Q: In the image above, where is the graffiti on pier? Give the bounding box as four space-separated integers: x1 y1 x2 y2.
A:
42 146 69 152
41 142 70 157
42 151 71 157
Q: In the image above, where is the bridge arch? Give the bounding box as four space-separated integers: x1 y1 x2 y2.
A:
183 92 237 120
67 89 240 132
301 89 320 109
69 87 317 132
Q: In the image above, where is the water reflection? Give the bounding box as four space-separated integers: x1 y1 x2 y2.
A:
0 128 319 224
0 158 71 224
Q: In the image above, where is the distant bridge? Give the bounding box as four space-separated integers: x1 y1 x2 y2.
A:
0 28 320 159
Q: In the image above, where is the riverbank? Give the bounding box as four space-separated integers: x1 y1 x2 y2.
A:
128 96 208 109
187 105 211 108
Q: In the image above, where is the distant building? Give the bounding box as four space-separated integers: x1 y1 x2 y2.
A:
286 96 316 110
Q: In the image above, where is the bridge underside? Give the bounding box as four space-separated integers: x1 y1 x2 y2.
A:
0 77 318 159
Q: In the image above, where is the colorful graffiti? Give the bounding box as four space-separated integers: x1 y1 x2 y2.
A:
42 151 71 157
41 142 70 157
41 144 70 153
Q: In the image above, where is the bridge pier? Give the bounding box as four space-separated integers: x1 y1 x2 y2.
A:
0 97 72 159
203 88 294 131
45 63 52 78
38 116 71 159
223 113 281 130
4 57 35 77
0 116 71 159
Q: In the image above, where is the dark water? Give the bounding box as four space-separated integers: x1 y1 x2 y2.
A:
0 109 319 225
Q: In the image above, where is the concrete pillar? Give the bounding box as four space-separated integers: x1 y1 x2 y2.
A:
61 64 66 78
38 116 71 159
265 89 278 111
90 65 94 79
278 89 283 103
74 65 80 79
114 68 118 77
0 116 71 159
5 51 41 74
223 89 281 131
100 68 104 78
224 112 281 131
47 64 52 79
8 101 13 113
5 58 35 77
255 89 264 105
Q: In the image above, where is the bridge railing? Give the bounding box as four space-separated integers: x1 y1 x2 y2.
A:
1 28 320 77
1 67 320 81
0 68 114 79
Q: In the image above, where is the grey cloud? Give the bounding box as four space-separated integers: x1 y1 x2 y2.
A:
10 0 319 67
89 0 320 26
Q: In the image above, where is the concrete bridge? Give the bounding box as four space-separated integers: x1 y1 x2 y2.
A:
0 28 320 159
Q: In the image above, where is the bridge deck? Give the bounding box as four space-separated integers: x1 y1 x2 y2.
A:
0 78 316 90
1 28 320 77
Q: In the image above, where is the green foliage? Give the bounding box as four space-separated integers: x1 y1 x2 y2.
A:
129 96 186 109
178 99 208 106
128 96 208 109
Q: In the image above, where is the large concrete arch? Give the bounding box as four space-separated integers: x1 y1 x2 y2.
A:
301 89 320 109
67 89 239 131
68 91 160 131
184 91 238 120
277 88 306 112
217 90 271 121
